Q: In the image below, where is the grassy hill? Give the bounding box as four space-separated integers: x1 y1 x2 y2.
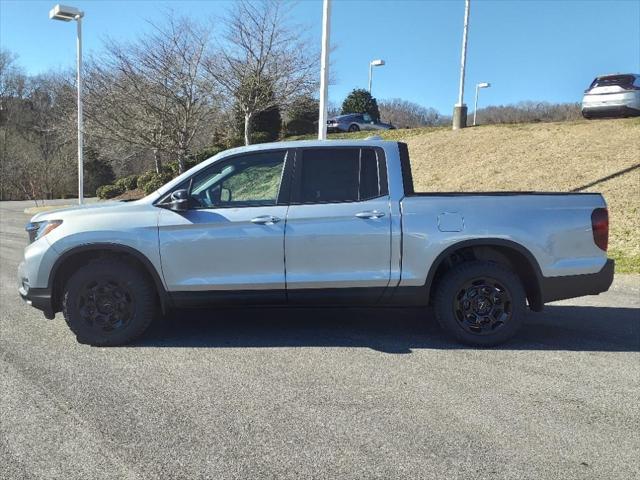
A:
294 118 639 272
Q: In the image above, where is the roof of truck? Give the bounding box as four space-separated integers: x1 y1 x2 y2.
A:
220 138 398 157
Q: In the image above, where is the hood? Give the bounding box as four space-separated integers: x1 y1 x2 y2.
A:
30 199 146 223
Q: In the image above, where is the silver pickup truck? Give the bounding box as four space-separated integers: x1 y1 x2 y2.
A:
19 140 614 347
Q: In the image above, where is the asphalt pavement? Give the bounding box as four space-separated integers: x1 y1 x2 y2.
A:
1 199 638 480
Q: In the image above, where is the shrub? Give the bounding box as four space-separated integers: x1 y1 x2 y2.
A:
193 145 224 163
284 96 318 136
120 174 139 191
115 178 128 191
250 131 272 144
161 162 180 177
162 159 198 177
251 106 282 142
96 184 124 199
113 175 139 192
136 171 157 190
226 136 245 148
140 172 172 195
84 148 115 196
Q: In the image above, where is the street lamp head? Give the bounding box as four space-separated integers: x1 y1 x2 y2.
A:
370 59 385 67
477 82 491 88
49 4 83 21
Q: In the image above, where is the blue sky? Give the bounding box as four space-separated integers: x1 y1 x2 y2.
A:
1 0 639 114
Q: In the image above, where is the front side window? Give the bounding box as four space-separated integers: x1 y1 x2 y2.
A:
296 148 386 204
188 151 286 208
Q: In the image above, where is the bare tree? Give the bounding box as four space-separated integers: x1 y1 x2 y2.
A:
0 49 27 108
1 67 76 203
207 0 317 145
85 16 219 173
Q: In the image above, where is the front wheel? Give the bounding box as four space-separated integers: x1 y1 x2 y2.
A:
62 259 157 346
348 124 360 132
433 261 526 347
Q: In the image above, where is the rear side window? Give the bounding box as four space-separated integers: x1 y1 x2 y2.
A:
295 147 387 204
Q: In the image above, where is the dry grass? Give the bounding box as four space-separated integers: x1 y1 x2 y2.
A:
404 118 639 271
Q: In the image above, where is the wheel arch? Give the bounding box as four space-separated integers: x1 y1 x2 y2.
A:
425 238 545 311
49 243 169 314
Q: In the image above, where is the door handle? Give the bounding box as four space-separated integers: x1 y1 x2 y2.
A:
251 215 281 225
355 210 385 219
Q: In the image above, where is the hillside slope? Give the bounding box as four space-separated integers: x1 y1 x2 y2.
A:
312 118 639 271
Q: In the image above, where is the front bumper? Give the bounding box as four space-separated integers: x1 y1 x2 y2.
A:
582 105 640 118
19 285 55 319
18 261 55 319
542 258 614 303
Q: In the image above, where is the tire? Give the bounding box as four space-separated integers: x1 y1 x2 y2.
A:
62 258 157 346
348 124 360 132
433 261 526 347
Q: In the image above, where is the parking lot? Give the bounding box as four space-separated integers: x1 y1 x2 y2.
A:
1 199 639 480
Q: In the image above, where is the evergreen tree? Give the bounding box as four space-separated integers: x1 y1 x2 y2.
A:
341 89 381 122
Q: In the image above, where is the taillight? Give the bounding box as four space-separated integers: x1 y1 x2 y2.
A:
591 208 609 251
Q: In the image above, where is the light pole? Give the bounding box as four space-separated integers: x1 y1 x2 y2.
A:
368 59 385 94
453 0 471 130
318 0 332 140
49 4 84 204
473 82 490 126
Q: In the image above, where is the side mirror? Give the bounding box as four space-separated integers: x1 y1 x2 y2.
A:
169 189 189 212
220 187 231 203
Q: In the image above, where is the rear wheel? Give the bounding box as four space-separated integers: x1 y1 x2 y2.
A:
62 259 157 346
433 261 526 346
348 124 360 132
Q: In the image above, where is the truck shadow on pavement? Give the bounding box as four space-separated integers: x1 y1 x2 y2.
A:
137 304 640 353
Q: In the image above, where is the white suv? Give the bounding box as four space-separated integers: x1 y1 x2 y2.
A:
582 73 640 119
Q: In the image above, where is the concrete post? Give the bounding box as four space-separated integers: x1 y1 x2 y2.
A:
452 105 468 130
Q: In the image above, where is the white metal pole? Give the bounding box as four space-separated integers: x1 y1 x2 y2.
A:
318 0 331 140
76 15 84 204
473 84 479 126
457 0 470 107
368 62 372 93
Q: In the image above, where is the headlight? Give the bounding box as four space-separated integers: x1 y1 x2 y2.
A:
25 220 63 243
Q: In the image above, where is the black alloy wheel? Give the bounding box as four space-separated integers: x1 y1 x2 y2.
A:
77 278 135 333
453 277 512 335
434 261 526 346
63 258 157 346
